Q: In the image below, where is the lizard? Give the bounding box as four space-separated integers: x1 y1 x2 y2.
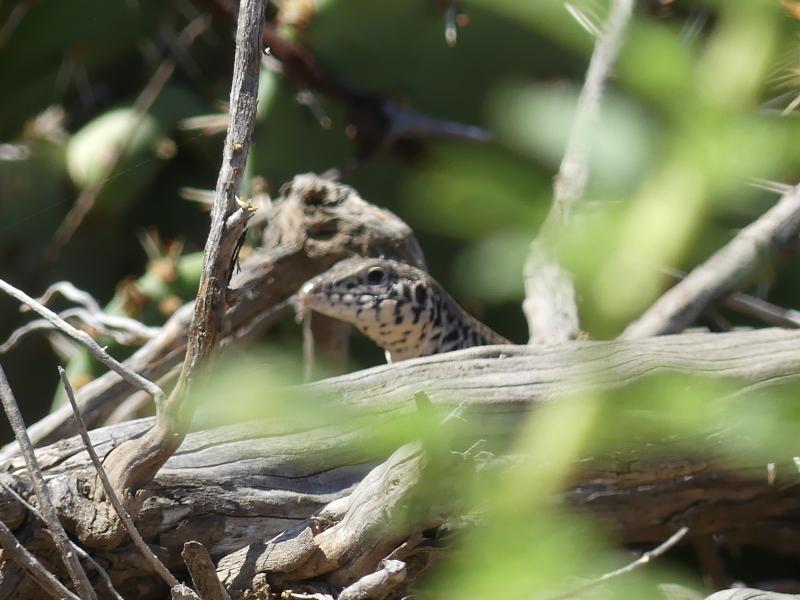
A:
298 257 511 363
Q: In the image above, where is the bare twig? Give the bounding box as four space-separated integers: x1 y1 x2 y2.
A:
0 518 82 600
28 281 104 314
0 278 164 404
59 367 181 589
622 184 800 339
0 364 96 599
23 281 160 342
522 0 634 344
99 0 262 501
1 307 158 353
182 541 232 600
549 527 689 600
0 481 124 600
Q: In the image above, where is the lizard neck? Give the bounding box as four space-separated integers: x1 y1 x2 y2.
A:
381 285 508 361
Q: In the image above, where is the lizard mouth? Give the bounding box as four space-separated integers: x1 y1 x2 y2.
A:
295 279 322 321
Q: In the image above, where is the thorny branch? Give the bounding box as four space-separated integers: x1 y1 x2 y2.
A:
522 0 634 344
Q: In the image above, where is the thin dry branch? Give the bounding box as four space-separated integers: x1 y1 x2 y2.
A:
59 367 181 590
0 278 164 404
1 306 158 353
622 184 800 339
0 364 96 599
549 527 689 600
0 481 124 600
522 0 634 344
98 0 263 508
662 266 800 329
0 518 82 600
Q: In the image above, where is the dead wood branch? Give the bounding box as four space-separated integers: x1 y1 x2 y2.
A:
216 441 449 596
661 267 800 329
2 329 799 597
523 0 634 344
182 541 231 600
2 174 425 457
92 0 264 550
0 364 96 599
622 184 800 339
337 559 406 600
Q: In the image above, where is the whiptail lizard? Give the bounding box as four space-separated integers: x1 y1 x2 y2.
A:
298 257 511 362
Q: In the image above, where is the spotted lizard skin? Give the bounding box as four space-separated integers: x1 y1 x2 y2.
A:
299 257 511 362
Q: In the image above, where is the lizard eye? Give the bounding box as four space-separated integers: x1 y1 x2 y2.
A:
366 266 385 285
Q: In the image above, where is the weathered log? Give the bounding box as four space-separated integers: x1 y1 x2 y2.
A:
0 174 425 458
2 329 800 597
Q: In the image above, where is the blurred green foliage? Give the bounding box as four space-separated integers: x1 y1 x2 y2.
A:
2 0 800 595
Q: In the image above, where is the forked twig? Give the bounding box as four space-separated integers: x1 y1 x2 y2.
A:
1 307 158 353
59 367 180 590
0 364 96 599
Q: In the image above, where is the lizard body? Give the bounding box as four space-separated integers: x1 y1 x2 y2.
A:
298 257 510 362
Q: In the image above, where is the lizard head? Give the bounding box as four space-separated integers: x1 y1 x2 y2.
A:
298 257 436 361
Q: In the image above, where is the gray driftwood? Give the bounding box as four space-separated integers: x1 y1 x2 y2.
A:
2 329 800 597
